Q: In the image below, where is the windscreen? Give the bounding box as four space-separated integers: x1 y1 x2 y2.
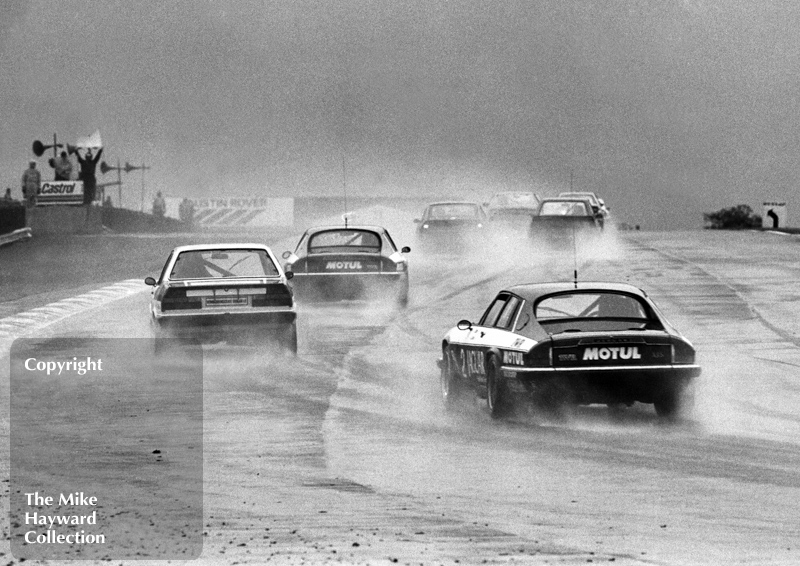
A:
427 203 479 219
308 230 381 251
539 201 590 216
534 292 659 332
170 249 279 279
490 193 538 208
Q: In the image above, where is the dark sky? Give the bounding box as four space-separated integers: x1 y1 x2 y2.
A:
2 0 799 228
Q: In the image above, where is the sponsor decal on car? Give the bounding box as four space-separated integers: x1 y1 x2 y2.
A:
325 261 363 270
583 346 641 361
502 350 524 365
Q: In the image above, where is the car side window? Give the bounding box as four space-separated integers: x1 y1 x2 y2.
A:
495 296 521 329
159 251 174 283
480 294 509 327
383 232 398 252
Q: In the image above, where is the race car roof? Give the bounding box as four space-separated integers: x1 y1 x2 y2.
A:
504 281 649 303
170 243 273 253
301 225 389 235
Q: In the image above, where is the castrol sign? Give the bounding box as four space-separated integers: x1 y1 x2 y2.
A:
37 181 84 206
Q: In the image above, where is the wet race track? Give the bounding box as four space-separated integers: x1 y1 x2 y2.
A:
2 224 800 565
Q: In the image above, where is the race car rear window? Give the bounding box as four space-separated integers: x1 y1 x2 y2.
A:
534 292 659 333
426 204 479 219
490 193 538 208
308 230 381 251
535 292 647 320
539 201 590 216
170 249 279 279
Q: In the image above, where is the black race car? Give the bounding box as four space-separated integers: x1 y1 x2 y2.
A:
485 191 541 233
282 225 410 306
414 201 487 251
439 282 701 420
529 197 602 246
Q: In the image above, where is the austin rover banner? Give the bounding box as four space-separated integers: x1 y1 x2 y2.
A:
37 181 84 206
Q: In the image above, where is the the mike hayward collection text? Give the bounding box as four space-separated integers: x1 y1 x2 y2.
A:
23 492 105 545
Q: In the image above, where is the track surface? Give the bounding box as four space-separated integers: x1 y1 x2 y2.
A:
2 227 800 565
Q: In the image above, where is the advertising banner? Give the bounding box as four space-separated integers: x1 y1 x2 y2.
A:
188 197 294 226
37 181 84 206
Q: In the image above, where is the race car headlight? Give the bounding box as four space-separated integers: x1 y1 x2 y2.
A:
422 223 429 229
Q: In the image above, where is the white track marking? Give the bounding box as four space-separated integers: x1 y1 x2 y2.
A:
0 279 145 340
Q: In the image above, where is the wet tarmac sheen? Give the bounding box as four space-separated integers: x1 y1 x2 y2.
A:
2 229 800 565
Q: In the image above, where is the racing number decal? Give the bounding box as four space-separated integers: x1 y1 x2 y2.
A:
465 349 485 376
448 347 486 378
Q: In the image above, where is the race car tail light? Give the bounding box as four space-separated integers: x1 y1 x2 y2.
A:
161 288 202 311
525 342 550 367
251 284 293 307
671 339 695 364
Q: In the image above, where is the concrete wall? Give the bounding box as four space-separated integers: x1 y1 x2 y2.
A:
27 206 103 234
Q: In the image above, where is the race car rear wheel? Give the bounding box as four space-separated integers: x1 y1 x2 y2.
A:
281 322 298 356
486 355 511 419
655 381 694 421
440 348 463 411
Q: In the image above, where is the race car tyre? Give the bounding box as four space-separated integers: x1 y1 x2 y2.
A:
397 291 409 309
281 322 298 356
655 382 695 421
440 348 463 411
486 355 511 419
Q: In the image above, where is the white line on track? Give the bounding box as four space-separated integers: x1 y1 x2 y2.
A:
0 279 145 341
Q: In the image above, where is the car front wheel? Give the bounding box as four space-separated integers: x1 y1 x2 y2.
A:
440 348 463 411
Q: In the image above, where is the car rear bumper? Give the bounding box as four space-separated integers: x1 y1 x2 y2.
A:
291 272 407 299
154 309 296 337
501 364 701 405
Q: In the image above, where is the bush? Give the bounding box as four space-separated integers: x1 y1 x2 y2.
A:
703 204 761 229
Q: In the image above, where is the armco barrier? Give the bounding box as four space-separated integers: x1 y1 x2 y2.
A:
27 205 102 234
0 227 32 247
0 204 26 235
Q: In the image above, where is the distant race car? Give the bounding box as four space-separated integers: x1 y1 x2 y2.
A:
439 281 700 420
145 243 297 353
529 197 602 245
414 201 487 250
558 191 610 226
282 225 410 306
485 191 541 233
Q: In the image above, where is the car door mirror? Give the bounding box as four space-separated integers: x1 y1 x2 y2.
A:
413 218 421 223
144 276 156 286
285 271 294 280
457 319 472 331
401 246 411 253
281 250 291 259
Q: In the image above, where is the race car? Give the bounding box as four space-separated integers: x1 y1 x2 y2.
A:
145 243 297 353
529 197 602 246
439 281 701 420
414 201 487 251
484 191 541 234
558 191 610 226
281 225 410 306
